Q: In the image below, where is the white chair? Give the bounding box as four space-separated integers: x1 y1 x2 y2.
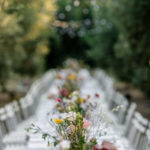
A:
94 69 108 90
144 123 150 150
106 91 129 124
136 114 149 150
106 89 116 110
0 127 4 150
0 108 8 136
1 104 25 147
4 104 18 132
3 101 33 147
114 93 129 124
128 112 149 150
12 101 22 123
1 70 56 149
25 95 34 116
20 98 29 120
124 102 137 137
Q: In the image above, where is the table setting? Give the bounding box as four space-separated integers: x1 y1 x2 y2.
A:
26 60 133 150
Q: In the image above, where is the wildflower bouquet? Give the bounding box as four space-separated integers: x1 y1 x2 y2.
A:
53 112 94 150
52 88 97 117
26 112 97 150
26 59 118 150
49 69 98 116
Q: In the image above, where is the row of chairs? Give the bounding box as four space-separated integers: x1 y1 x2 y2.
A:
0 70 56 150
94 69 150 150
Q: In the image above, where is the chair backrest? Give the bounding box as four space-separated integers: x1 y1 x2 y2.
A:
108 91 128 112
97 70 114 91
107 89 116 110
0 127 4 150
19 98 29 120
0 107 8 136
4 104 17 132
25 95 34 115
144 122 150 150
114 93 129 124
104 76 114 90
12 101 22 123
128 111 149 150
124 102 137 136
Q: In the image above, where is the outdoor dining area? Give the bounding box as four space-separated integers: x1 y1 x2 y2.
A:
0 0 149 150
0 60 150 150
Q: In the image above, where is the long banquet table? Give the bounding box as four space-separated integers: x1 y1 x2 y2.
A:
4 69 134 150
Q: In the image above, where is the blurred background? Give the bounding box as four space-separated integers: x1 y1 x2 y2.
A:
0 0 150 118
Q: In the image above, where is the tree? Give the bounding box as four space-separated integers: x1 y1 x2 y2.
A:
0 0 56 91
0 10 25 91
86 0 118 68
46 0 95 68
109 0 150 96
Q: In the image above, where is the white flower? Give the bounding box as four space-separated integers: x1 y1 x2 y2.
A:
72 91 80 96
59 140 70 149
60 112 77 120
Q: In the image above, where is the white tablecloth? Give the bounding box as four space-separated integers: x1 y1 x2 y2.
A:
24 69 133 150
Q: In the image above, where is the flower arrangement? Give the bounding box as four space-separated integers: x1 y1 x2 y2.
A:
26 59 118 150
52 88 98 116
26 112 97 150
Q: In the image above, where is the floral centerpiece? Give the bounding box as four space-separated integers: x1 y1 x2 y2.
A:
26 59 118 150
26 112 97 150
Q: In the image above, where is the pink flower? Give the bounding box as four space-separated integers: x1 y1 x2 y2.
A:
60 88 68 97
83 119 91 128
57 98 62 102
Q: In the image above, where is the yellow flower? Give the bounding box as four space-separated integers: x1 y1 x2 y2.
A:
68 74 76 80
54 118 63 124
77 98 85 103
77 113 83 120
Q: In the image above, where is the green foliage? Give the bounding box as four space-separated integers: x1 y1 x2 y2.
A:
0 0 55 91
0 0 149 97
108 0 150 96
86 0 118 67
46 0 94 68
0 10 25 89
86 0 150 97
